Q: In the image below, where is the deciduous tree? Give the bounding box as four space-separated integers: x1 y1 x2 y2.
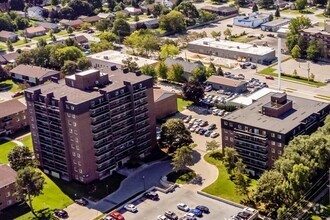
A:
141 64 157 81
122 57 139 72
8 146 36 171
291 45 301 59
160 44 179 60
182 80 204 104
172 145 195 171
159 10 186 33
167 63 184 82
156 61 168 79
223 147 239 174
206 140 220 153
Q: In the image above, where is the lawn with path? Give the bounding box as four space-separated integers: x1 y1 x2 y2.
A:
0 139 17 164
177 98 192 112
0 79 21 92
202 152 257 204
18 134 33 151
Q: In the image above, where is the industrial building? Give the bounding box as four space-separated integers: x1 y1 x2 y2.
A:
221 93 330 176
187 38 276 64
233 12 270 28
261 18 291 32
88 50 158 70
24 68 156 183
206 76 248 93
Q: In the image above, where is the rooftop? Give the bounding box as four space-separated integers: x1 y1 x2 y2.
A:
24 26 47 34
230 88 282 106
235 12 270 20
302 27 330 36
0 30 17 38
153 87 176 102
223 93 329 133
0 99 26 118
207 75 247 87
88 50 158 67
164 58 203 73
0 165 17 188
188 38 275 56
26 68 152 104
10 64 59 79
201 5 238 12
261 18 291 27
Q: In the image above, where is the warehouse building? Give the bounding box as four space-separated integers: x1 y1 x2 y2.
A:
233 12 270 28
206 76 247 93
188 38 276 64
261 18 291 32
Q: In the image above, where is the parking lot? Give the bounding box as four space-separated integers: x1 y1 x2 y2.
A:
121 188 243 220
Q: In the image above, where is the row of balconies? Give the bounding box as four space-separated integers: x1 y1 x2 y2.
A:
234 133 267 146
241 157 268 169
236 149 268 162
234 140 268 154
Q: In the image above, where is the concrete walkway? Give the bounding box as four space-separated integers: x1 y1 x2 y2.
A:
1 137 23 146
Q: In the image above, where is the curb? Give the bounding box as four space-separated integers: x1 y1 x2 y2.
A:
196 191 245 209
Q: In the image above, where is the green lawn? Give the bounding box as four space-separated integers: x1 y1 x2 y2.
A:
167 170 196 184
13 39 29 46
155 27 167 35
202 152 257 204
0 139 17 164
32 34 50 41
282 8 317 14
127 14 149 22
177 98 192 112
259 67 325 87
0 79 21 92
316 13 328 18
55 30 69 36
18 134 33 152
0 43 6 51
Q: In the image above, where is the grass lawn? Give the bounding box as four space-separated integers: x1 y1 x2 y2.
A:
127 14 149 22
0 79 21 92
18 134 33 152
55 30 69 36
316 13 328 18
202 152 257 204
0 43 6 51
282 8 317 14
32 35 50 41
13 39 28 46
177 98 192 112
167 170 196 184
0 139 17 164
155 28 167 35
258 67 326 87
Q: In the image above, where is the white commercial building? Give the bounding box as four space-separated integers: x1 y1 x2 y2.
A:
233 12 270 28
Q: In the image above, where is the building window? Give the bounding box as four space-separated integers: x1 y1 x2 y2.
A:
72 115 76 119
75 137 78 143
224 130 228 133
271 133 275 137
238 124 242 129
271 141 275 145
271 148 275 153
278 143 282 147
67 113 71 117
79 177 84 181
277 134 282 139
75 175 79 180
69 129 73 134
76 145 80 150
230 137 234 142
271 157 276 161
225 136 228 141
72 152 76 157
262 131 266 136
229 123 233 127
78 161 81 166
278 150 282 155
77 153 80 158
73 122 77 127
254 128 259 134
7 200 12 205
6 191 11 197
224 121 228 126
79 169 82 174
73 160 77 164
74 167 78 172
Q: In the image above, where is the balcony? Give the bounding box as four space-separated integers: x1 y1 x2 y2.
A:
242 158 268 170
95 145 114 156
92 122 111 133
91 114 110 125
234 133 267 146
90 107 109 117
2 117 12 122
133 91 146 100
96 161 116 172
90 101 108 109
94 141 112 149
236 149 268 162
234 141 268 154
135 114 149 124
134 98 148 108
112 125 134 138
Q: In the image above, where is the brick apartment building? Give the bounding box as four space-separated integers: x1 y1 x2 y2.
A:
0 99 28 136
221 93 330 176
0 165 19 211
301 20 330 59
24 68 156 183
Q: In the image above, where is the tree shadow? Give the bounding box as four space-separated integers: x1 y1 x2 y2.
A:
192 150 201 164
0 202 31 220
0 82 13 91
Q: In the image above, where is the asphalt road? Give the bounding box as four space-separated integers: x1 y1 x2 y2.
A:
122 188 243 220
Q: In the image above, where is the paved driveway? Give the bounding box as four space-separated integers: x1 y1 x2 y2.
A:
123 188 242 220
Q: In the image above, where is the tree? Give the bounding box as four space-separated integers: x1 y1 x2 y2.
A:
160 44 179 60
77 57 92 70
237 0 247 7
156 61 168 79
16 167 46 217
191 66 207 83
269 13 274 21
206 140 220 153
15 17 29 30
107 0 116 11
310 72 315 81
325 0 330 16
8 146 36 172
89 0 102 10
159 119 193 151
81 22 91 31
99 31 118 43
122 57 139 72
211 31 221 39
252 2 259 12
216 66 224 76
37 38 47 47
291 45 301 59
182 80 204 104
159 11 186 33
90 41 113 53
54 46 83 66
292 69 298 76
167 63 184 82
259 0 274 9
112 18 131 37
207 63 216 75
61 60 78 75
223 147 239 174
175 2 199 19
223 28 232 39
67 26 74 34
95 19 111 31
6 40 14 52
141 64 157 81
233 159 251 200
172 145 195 171
151 3 164 17
306 39 320 61
59 7 75 20
68 0 93 17
275 5 280 17
199 10 217 22
296 0 307 11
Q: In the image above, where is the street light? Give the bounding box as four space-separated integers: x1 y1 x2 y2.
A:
142 176 146 191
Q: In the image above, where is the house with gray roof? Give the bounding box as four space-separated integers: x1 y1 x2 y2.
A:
164 57 204 81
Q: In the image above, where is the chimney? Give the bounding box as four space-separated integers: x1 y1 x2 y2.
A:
123 68 129 74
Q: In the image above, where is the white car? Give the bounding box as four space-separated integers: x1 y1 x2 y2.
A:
184 212 196 218
124 204 138 213
157 215 169 220
177 203 190 212
210 132 219 138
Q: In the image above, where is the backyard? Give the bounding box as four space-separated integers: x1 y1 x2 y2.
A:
202 152 257 204
177 98 192 112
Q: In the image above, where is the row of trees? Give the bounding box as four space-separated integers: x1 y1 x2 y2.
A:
0 11 30 32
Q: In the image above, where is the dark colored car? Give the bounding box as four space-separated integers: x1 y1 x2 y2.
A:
208 124 216 130
54 209 68 218
145 191 159 200
265 76 274 80
189 209 202 217
227 24 233 27
196 205 210 214
11 91 24 98
251 64 257 69
87 29 94 34
198 128 206 135
165 211 178 220
75 198 88 206
204 130 212 137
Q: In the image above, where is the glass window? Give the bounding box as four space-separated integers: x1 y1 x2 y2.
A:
277 134 282 139
278 143 282 147
271 141 275 145
271 133 275 137
271 148 275 153
278 150 282 155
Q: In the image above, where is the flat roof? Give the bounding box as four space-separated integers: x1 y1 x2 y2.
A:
88 50 158 67
26 69 151 104
230 88 282 106
207 75 247 88
223 93 329 133
188 38 275 56
261 18 290 27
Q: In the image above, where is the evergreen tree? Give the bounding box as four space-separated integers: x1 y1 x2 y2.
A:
325 0 330 16
252 2 259 12
275 5 280 17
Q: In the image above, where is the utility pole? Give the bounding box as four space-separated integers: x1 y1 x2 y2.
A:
307 62 310 81
277 38 281 90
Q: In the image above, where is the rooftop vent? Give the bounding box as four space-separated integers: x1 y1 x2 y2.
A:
135 70 142 76
110 65 117 71
123 68 129 74
103 56 109 60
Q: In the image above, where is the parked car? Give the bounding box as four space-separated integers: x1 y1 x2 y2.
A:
103 216 115 220
198 128 206 135
108 211 125 220
157 215 169 220
189 209 203 217
204 130 212 137
145 191 159 200
195 127 202 133
164 211 178 220
75 198 88 206
124 204 137 213
208 124 216 130
199 121 208 127
265 76 274 80
184 213 197 220
204 85 212 92
177 203 190 212
324 79 330 83
210 132 219 138
227 24 233 27
11 91 24 98
54 209 68 218
251 64 257 69
183 116 192 123
196 205 210 214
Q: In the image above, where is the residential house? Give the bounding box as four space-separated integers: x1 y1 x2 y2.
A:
122 7 143 16
24 26 48 38
35 21 59 32
206 75 248 93
27 6 45 20
10 64 60 85
72 35 89 49
97 12 115 20
233 12 270 28
0 165 19 211
79 15 102 24
1 52 20 64
201 6 239 16
59 19 84 29
153 87 177 120
0 31 18 43
0 2 9 12
0 99 28 136
164 57 204 81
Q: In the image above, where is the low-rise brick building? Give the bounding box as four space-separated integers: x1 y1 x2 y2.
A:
153 87 177 120
0 165 19 211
